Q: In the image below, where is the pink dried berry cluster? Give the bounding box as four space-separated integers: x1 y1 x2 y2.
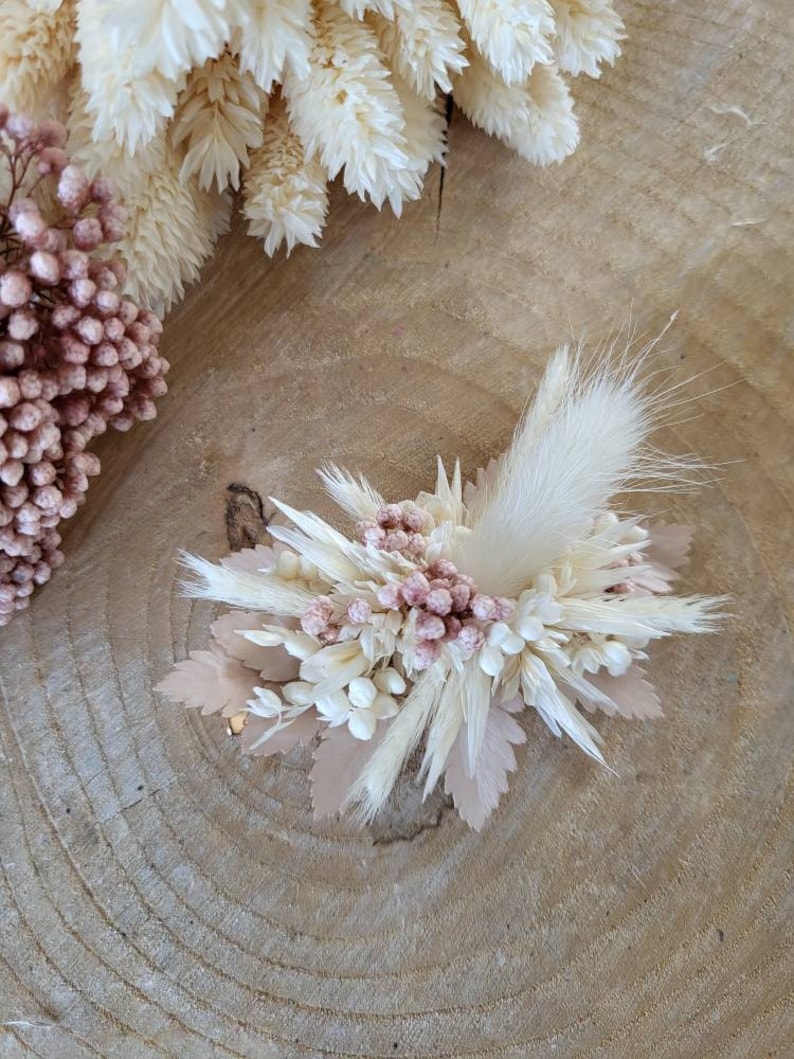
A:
377 558 514 670
355 503 427 559
301 502 515 671
0 107 168 626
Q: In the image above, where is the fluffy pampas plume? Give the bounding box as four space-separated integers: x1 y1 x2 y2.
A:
157 334 724 831
1 0 624 310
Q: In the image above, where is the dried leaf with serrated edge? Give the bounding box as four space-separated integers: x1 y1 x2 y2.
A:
210 610 299 680
444 703 526 831
585 665 662 720
156 644 258 717
310 722 387 817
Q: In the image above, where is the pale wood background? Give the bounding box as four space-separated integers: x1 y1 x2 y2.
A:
1 1 793 1056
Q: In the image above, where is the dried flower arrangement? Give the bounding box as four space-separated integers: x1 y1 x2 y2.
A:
2 1 624 310
0 107 168 626
158 340 724 830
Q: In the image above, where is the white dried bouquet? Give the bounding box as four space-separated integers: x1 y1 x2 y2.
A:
158 339 723 830
2 1 623 310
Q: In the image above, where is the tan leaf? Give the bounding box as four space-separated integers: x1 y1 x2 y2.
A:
444 705 526 831
156 645 258 717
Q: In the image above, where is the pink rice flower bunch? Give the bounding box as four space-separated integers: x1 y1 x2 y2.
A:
0 105 168 626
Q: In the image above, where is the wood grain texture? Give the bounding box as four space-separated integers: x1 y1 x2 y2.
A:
1 1 793 1056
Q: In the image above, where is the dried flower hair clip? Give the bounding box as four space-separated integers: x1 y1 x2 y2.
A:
158 340 724 830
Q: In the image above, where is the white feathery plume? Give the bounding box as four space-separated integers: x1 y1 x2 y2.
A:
549 0 624 78
561 595 725 638
454 51 579 166
373 0 468 99
456 0 555 84
345 668 445 820
243 94 329 255
283 1 413 211
420 668 465 795
393 73 447 169
230 0 313 93
338 0 411 20
171 52 265 190
76 0 182 150
98 0 235 82
179 552 315 615
456 356 665 597
66 87 221 311
0 0 74 116
317 463 385 521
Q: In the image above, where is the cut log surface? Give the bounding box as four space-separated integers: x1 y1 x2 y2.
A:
1 2 793 1057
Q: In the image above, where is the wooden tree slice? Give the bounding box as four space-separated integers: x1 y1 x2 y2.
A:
1 2 792 1056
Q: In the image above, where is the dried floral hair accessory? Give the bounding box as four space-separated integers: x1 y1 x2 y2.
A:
158 343 725 829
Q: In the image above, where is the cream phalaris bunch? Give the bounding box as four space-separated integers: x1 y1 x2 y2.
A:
1 1 623 309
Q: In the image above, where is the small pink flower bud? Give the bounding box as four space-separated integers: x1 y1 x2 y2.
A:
415 613 446 640
376 583 402 610
402 509 426 533
428 559 458 579
492 597 515 621
6 114 33 139
9 403 42 432
29 250 61 285
8 309 38 341
69 278 97 308
94 289 120 316
99 203 127 242
300 596 334 636
40 227 67 253
382 530 409 553
347 598 372 624
17 371 42 399
471 594 496 620
0 378 21 409
29 461 57 486
57 164 90 212
61 250 89 280
404 533 426 558
5 431 27 458
0 340 25 370
103 317 125 342
36 145 68 174
72 217 104 250
458 622 485 653
376 504 402 529
37 120 67 148
442 616 463 642
75 316 104 345
0 461 25 488
400 571 430 606
454 573 477 590
33 486 62 512
60 333 90 364
11 207 46 245
414 640 441 670
118 300 138 326
89 177 115 202
0 270 32 308
51 304 80 329
426 587 453 616
449 583 471 612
